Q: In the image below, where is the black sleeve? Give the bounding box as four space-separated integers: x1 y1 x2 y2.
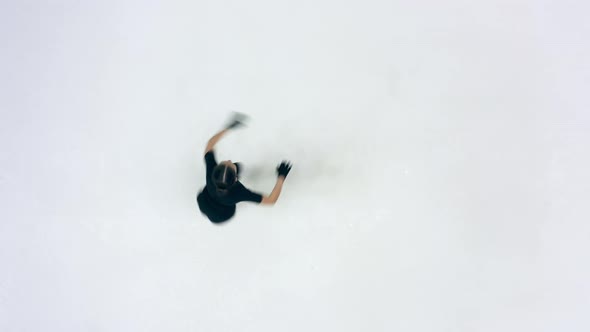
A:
234 183 263 204
204 151 217 179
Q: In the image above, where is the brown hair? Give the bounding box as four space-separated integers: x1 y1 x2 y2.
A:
211 164 237 196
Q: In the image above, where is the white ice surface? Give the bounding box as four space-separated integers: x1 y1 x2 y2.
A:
1 1 589 331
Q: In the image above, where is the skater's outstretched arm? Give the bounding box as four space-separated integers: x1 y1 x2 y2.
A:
260 161 292 205
261 177 285 205
204 112 249 155
204 129 229 154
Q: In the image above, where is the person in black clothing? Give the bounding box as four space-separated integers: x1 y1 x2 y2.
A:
197 112 293 223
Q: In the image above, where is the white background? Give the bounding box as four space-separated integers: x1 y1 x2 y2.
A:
1 1 589 331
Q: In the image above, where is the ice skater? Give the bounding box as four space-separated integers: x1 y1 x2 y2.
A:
197 112 293 223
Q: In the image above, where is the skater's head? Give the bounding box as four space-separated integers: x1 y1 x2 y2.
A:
212 161 238 195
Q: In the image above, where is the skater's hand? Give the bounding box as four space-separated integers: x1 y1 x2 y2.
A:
225 111 249 130
277 161 293 179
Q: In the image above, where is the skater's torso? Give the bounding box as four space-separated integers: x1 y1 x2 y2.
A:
198 151 263 221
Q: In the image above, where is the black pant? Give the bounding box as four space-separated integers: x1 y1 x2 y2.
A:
197 190 236 223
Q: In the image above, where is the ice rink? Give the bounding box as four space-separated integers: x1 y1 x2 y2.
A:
1 1 589 331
